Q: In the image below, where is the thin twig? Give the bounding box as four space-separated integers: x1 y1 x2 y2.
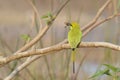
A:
83 13 120 37
81 0 111 32
16 0 44 53
4 55 42 80
26 0 43 28
17 25 50 53
0 35 13 53
53 0 71 17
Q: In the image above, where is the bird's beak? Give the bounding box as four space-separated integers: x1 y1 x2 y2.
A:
65 22 71 26
64 22 71 28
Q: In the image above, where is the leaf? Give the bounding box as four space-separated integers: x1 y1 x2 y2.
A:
21 34 31 41
89 69 111 79
41 15 49 19
104 69 112 76
103 64 118 72
47 12 52 18
41 12 53 19
41 12 55 25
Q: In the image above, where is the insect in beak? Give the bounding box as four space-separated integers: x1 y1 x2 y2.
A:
64 22 72 28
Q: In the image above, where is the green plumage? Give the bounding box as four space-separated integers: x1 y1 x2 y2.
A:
67 22 82 73
68 22 82 49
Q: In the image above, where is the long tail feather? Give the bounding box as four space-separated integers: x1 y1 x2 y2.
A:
71 49 76 73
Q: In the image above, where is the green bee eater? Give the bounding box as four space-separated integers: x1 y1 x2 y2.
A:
65 22 82 73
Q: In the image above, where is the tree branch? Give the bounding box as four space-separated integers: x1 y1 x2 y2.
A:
4 0 71 80
82 0 111 32
15 0 71 53
1 42 120 68
83 13 120 37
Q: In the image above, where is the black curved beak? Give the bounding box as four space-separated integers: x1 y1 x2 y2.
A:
65 22 71 26
64 22 72 28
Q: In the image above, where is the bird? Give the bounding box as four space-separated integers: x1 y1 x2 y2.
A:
65 22 82 74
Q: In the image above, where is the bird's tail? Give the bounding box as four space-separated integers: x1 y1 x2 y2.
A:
71 49 76 74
